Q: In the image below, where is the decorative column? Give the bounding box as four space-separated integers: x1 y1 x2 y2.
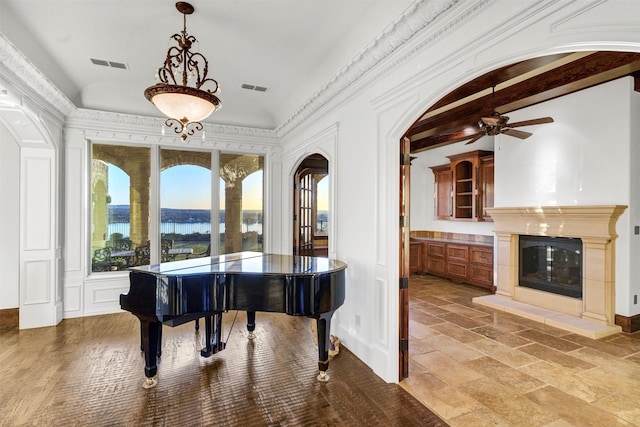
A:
129 167 150 246
495 232 517 298
581 237 615 325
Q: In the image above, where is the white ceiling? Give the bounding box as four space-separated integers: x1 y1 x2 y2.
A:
0 0 415 130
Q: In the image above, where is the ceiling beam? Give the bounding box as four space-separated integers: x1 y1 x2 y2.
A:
408 51 640 153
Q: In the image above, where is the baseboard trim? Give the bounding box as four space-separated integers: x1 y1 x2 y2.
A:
615 313 640 333
0 308 19 329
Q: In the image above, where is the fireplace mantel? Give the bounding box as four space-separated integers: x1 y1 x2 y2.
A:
474 205 627 338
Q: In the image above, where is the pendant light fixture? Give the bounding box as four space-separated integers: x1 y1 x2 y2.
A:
145 2 221 141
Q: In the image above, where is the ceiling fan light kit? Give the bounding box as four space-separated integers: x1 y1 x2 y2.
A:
464 86 553 145
145 2 221 141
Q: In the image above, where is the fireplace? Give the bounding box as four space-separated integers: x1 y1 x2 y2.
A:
519 235 582 299
474 205 626 338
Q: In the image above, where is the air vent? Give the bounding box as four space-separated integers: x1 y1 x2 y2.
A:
90 58 129 70
241 83 268 92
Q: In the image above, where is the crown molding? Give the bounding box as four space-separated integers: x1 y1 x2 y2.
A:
275 0 471 137
66 108 280 149
2 1 486 141
0 32 76 117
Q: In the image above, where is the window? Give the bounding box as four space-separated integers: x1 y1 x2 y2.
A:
90 144 264 272
160 149 212 261
219 153 264 254
91 144 150 272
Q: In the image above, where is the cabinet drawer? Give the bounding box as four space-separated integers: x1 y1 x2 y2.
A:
427 242 446 257
446 244 469 262
470 247 493 265
447 261 468 280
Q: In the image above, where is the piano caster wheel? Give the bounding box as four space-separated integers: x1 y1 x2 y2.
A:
142 376 158 389
316 371 330 382
248 331 256 340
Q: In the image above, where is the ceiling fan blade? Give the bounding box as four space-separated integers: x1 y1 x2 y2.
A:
507 117 554 128
464 132 485 145
502 128 532 139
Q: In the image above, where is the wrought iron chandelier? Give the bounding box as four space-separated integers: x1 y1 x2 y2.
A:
145 2 221 141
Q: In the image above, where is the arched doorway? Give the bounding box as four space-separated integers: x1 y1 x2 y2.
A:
0 102 62 329
398 51 640 379
293 154 329 257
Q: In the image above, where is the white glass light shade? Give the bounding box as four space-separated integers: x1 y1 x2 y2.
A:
145 84 220 124
152 93 215 123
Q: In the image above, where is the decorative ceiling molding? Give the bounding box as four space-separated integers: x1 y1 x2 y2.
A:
66 108 280 149
0 32 76 117
275 0 475 137
1 0 487 140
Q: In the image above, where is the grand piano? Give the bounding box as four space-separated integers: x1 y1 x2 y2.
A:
120 251 347 388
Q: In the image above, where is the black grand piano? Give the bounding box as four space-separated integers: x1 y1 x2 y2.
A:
120 251 347 388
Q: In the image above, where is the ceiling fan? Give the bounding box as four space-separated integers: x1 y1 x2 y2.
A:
462 87 554 145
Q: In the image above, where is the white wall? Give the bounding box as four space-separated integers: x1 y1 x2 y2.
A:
281 0 640 382
628 78 640 316
496 78 634 316
0 122 20 309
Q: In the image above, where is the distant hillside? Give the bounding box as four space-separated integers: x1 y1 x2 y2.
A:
108 205 264 223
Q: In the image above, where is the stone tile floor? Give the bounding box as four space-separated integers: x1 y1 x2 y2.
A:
400 274 640 426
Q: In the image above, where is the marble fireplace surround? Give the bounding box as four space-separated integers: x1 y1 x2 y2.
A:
473 205 627 338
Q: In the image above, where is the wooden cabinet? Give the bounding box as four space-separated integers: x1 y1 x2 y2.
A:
409 241 423 274
446 244 469 282
430 164 453 219
469 245 493 288
417 238 494 290
424 241 446 276
480 155 494 221
431 150 493 221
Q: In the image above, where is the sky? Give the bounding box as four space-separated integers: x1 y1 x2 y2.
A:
108 164 264 210
108 164 327 211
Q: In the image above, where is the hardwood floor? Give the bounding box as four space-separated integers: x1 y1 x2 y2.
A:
403 274 640 426
0 310 445 426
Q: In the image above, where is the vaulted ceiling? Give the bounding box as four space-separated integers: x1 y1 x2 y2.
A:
0 0 413 130
406 51 640 153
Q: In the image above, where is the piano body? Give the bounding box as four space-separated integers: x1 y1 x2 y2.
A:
120 251 347 388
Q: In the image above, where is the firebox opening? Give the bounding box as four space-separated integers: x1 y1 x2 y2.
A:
519 235 583 299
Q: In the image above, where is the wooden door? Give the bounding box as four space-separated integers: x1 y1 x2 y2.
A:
293 154 329 257
399 137 411 379
294 170 314 256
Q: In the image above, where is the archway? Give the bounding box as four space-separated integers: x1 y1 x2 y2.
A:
397 50 640 379
0 100 62 329
293 154 329 257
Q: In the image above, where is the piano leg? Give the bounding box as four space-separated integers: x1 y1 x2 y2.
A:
246 310 256 340
200 313 226 357
315 311 334 382
138 318 161 389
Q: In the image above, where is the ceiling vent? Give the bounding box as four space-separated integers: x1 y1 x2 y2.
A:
91 58 129 70
242 83 268 92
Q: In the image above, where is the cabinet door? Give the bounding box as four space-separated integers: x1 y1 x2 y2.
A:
431 165 452 219
481 157 494 221
409 242 422 274
469 246 493 288
426 242 446 275
446 244 469 281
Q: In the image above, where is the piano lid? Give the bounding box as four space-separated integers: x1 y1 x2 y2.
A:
129 251 347 277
